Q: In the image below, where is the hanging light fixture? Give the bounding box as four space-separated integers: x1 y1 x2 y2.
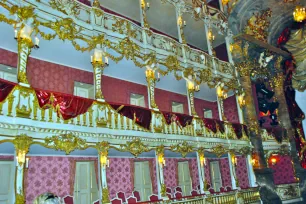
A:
293 6 306 22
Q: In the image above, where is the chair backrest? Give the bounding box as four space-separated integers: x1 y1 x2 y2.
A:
175 186 182 193
166 187 172 194
132 191 141 201
93 199 99 204
191 190 198 196
174 191 182 199
226 186 232 192
166 193 172 199
111 198 122 204
63 195 74 204
220 187 225 193
127 196 137 204
208 188 215 194
116 192 126 203
149 194 159 201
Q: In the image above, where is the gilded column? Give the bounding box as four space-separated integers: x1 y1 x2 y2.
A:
13 134 33 204
196 148 207 194
186 82 198 116
145 68 159 110
139 0 150 45
96 141 110 204
228 152 238 189
16 25 37 87
156 146 167 199
91 48 107 102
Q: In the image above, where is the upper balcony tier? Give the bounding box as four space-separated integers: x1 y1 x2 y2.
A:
0 0 237 91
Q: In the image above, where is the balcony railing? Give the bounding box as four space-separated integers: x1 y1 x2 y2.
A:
0 79 249 142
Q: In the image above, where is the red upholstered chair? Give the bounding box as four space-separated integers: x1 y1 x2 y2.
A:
226 186 232 192
116 192 126 203
174 186 182 193
166 193 172 199
220 187 225 193
93 199 99 204
111 198 122 204
149 194 159 202
174 191 182 200
127 196 137 204
63 195 74 204
132 191 141 201
191 190 199 196
208 188 215 194
166 187 172 194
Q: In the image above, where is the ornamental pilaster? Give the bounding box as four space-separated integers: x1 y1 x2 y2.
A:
13 134 33 204
146 70 159 110
155 145 167 199
92 62 105 101
17 37 33 86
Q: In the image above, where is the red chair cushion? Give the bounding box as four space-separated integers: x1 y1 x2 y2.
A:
133 191 141 201
127 197 137 204
117 192 126 203
111 198 122 204
63 196 73 204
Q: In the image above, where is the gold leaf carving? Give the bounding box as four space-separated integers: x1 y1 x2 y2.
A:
119 139 150 157
170 141 194 158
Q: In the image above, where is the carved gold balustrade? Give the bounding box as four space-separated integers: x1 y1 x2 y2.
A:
0 82 253 143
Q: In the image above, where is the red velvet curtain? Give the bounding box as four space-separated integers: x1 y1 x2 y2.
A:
162 112 193 127
203 118 217 133
110 104 152 130
0 79 15 103
232 123 243 139
35 90 94 120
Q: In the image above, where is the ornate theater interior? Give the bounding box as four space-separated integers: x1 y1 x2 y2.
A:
0 0 306 204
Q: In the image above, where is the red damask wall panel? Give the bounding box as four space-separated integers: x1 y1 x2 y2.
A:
155 89 189 114
223 96 239 123
106 158 158 200
194 98 219 119
271 155 297 185
0 48 219 115
24 156 98 204
163 158 199 191
102 76 149 107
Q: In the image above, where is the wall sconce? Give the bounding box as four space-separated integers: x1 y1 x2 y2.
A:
14 24 39 49
178 16 186 27
91 47 109 66
208 30 215 42
270 155 278 166
141 0 150 10
100 155 110 168
145 67 160 82
231 154 237 167
187 81 200 92
158 154 166 167
216 83 227 99
200 154 206 167
238 93 246 107
16 150 26 167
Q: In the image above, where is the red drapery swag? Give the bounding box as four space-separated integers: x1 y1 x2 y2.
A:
232 123 243 139
0 79 15 103
265 127 287 143
215 120 225 133
110 104 152 130
35 90 94 120
203 118 217 133
162 112 194 128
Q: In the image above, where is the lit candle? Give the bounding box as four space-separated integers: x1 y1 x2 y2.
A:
14 29 17 38
158 72 160 79
183 21 186 26
107 159 110 168
147 2 150 8
16 156 18 166
26 158 29 168
35 37 39 47
91 55 93 63
105 56 109 64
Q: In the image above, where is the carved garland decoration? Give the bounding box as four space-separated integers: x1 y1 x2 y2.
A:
119 138 150 157
170 141 194 158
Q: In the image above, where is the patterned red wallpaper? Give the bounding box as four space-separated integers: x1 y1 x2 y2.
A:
106 158 158 200
270 155 297 185
223 96 239 123
163 158 200 191
0 48 222 115
203 157 249 190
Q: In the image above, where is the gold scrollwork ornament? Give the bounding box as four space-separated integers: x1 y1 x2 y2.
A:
170 141 193 158
119 139 150 157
